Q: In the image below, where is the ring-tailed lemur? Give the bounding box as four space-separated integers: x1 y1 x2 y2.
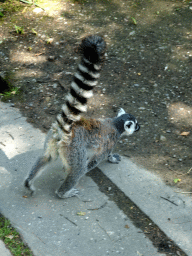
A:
24 35 140 199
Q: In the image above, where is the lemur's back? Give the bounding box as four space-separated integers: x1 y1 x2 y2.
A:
68 118 119 162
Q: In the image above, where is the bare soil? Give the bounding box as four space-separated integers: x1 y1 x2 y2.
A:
0 0 192 193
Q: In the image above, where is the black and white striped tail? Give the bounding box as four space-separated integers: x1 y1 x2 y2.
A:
52 35 106 142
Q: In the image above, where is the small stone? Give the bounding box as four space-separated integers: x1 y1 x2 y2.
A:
52 83 57 88
48 56 56 61
160 135 166 141
33 8 43 13
46 97 51 102
129 31 135 36
47 38 54 44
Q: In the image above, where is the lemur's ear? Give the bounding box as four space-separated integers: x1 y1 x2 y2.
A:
117 108 126 117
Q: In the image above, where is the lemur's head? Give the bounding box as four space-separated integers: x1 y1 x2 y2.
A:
114 108 140 136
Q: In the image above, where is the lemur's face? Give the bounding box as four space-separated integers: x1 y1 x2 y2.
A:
117 108 140 136
124 119 140 135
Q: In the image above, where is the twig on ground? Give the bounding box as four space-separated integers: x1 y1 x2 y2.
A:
97 222 111 240
160 196 178 206
187 167 192 174
64 216 77 227
87 202 107 211
7 132 14 140
35 52 45 56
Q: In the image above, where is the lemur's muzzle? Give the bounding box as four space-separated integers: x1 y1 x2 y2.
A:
135 123 140 132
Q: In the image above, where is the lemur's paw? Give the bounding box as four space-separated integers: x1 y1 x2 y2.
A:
108 154 121 164
24 179 35 196
56 188 79 199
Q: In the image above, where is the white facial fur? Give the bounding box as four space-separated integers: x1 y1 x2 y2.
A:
123 120 136 136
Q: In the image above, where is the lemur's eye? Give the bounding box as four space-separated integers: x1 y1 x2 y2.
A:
126 122 132 129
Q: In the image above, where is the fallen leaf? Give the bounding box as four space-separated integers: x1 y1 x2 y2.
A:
31 28 37 35
131 17 137 25
6 235 14 239
23 195 28 198
174 178 181 184
124 225 130 229
77 211 86 216
180 131 190 136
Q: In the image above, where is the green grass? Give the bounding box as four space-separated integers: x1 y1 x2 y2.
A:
0 86 20 100
0 214 33 256
0 71 20 101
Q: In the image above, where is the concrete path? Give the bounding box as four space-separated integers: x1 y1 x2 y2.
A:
0 102 191 256
0 240 12 256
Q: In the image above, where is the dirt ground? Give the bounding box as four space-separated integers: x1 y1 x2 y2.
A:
0 0 192 193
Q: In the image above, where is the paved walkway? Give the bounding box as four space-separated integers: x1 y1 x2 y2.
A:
0 240 12 256
0 102 192 256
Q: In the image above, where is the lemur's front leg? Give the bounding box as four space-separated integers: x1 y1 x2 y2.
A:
56 152 87 199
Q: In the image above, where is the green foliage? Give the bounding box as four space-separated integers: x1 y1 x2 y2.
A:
0 86 20 98
14 24 24 34
0 8 4 17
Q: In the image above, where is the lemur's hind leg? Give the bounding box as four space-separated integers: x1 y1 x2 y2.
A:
56 150 87 199
24 155 51 194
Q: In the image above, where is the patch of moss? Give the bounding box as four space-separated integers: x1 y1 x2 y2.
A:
0 0 24 15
